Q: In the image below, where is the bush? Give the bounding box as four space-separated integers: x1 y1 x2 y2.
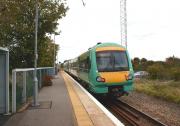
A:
147 63 165 80
135 80 180 104
170 68 180 81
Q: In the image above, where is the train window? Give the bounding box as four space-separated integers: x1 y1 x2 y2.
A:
96 51 129 72
85 57 91 70
79 56 90 72
87 57 91 69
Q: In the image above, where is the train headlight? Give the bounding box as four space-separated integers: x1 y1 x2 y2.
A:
96 76 105 82
125 73 133 80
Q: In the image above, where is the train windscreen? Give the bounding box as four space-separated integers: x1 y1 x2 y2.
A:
96 51 129 72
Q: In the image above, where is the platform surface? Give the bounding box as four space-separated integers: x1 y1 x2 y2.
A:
3 71 122 126
62 71 117 126
4 73 74 126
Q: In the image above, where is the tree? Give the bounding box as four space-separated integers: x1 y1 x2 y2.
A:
0 0 68 69
140 58 148 71
38 38 59 67
132 57 140 71
141 58 147 64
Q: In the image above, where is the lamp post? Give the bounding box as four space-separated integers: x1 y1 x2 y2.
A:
53 32 60 75
33 0 39 106
54 34 56 75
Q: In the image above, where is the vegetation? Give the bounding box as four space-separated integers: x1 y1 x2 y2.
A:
0 0 68 70
133 56 180 103
134 79 180 104
132 56 180 81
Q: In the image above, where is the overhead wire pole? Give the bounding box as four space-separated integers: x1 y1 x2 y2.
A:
120 0 127 48
33 0 39 106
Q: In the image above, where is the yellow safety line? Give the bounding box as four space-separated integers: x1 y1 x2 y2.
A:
61 71 94 126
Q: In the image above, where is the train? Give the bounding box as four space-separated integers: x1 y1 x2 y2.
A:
63 42 134 97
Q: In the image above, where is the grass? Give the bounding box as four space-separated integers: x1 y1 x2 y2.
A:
134 79 180 104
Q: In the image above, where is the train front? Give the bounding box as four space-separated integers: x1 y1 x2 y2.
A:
91 43 134 97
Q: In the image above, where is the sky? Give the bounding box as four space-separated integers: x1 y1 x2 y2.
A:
55 0 180 63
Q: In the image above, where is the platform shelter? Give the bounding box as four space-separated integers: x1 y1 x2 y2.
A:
0 47 9 114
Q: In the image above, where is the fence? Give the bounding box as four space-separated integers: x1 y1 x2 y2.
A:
12 67 54 113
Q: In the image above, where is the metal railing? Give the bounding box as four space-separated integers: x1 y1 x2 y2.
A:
12 67 54 113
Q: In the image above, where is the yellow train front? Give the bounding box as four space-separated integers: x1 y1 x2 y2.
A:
64 42 134 97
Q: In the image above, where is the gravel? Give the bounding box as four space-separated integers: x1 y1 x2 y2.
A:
120 91 180 126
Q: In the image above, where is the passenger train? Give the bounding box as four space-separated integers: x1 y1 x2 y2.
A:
63 42 134 97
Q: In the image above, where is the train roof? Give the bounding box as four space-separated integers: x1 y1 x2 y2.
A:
64 42 126 62
89 42 126 50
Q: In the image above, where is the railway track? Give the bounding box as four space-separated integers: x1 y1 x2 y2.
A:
67 73 168 126
100 98 168 126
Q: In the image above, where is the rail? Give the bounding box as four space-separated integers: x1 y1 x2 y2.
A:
117 100 167 126
102 98 168 126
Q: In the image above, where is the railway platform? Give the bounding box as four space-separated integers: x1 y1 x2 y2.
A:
3 71 123 126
